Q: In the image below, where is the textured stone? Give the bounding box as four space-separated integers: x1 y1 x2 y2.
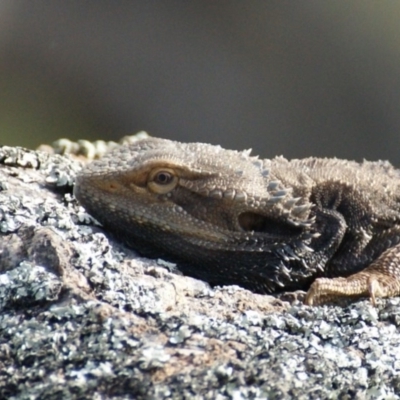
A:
1 144 400 399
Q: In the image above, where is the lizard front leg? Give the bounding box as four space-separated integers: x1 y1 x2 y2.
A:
305 243 400 305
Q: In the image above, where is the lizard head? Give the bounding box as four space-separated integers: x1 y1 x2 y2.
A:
74 137 314 252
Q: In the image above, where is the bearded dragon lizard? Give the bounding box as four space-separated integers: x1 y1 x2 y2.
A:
74 137 400 305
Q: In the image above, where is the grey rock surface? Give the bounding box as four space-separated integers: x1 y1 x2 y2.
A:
1 145 400 399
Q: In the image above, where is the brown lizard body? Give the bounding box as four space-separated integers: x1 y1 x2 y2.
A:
74 137 400 305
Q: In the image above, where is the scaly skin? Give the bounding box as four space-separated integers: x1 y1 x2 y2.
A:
74 137 400 305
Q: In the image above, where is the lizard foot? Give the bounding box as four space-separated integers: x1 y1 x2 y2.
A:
305 245 400 306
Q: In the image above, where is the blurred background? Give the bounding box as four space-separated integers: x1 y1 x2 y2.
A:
1 1 400 162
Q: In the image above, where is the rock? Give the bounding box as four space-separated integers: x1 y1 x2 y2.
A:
1 145 400 399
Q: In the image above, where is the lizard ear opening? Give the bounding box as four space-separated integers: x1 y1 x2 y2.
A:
238 212 267 232
238 212 302 236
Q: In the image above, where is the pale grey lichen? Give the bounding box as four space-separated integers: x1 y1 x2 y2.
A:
0 262 62 310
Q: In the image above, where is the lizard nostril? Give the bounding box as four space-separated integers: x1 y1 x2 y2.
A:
99 181 121 192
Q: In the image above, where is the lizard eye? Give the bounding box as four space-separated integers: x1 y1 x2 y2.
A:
148 168 178 193
154 171 173 184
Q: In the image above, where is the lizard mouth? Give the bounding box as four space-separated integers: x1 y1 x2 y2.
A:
238 211 303 237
